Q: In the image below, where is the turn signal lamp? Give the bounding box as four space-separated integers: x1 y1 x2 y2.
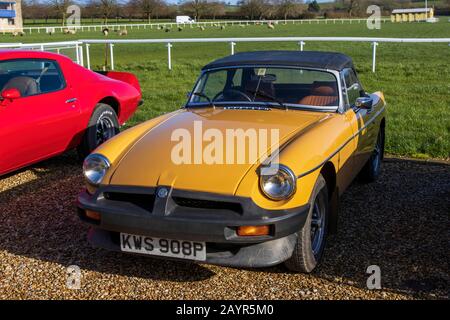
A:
237 225 270 237
85 210 101 221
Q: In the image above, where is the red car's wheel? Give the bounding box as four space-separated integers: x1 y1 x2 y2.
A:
77 103 119 160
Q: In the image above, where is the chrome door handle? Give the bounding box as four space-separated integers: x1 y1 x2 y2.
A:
66 98 77 103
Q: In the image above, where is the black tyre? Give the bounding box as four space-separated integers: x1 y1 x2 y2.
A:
77 103 119 160
359 126 385 183
285 174 329 273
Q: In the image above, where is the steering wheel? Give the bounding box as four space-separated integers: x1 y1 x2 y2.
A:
212 89 252 102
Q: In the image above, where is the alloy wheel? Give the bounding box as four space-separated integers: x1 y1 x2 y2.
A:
96 116 115 145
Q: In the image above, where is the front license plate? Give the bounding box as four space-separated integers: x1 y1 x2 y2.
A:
120 233 206 261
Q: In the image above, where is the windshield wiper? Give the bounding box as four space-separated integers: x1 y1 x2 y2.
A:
246 89 288 110
192 92 215 108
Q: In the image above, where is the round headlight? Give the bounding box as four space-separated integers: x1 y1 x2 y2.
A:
259 165 296 200
83 154 110 185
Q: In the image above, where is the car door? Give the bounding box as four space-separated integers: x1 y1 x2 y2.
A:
341 68 377 172
0 58 80 175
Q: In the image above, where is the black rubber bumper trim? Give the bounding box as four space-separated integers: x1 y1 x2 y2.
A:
77 186 310 244
88 228 299 268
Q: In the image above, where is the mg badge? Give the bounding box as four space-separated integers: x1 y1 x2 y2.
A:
157 187 169 198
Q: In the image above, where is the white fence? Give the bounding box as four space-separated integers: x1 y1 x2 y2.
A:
0 37 449 73
80 37 450 72
0 41 84 65
0 18 392 34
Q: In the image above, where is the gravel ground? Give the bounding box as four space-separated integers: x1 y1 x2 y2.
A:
0 153 448 300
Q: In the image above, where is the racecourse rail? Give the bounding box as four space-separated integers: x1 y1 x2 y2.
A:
0 36 449 72
0 18 391 34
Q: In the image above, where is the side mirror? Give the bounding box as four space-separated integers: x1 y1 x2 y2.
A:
355 97 373 110
1 88 21 100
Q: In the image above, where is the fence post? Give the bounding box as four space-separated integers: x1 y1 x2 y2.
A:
167 42 172 70
372 41 378 73
298 41 305 51
109 43 114 70
86 44 91 70
75 43 80 64
78 45 84 67
230 41 236 55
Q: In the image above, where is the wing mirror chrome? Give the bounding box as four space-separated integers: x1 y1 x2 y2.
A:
355 97 373 110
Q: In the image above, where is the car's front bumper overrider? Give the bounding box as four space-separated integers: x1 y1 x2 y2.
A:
77 185 310 268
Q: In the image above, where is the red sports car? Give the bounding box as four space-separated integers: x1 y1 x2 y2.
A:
0 50 142 176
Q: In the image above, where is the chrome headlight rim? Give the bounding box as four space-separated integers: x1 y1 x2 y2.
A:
259 164 297 201
83 153 110 186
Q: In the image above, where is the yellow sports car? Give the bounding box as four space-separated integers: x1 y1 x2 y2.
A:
77 51 386 273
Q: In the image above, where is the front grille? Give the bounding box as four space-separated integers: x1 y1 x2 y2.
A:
104 192 155 212
172 197 243 215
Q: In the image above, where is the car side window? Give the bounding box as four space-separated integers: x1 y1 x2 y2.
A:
0 59 65 98
343 68 361 107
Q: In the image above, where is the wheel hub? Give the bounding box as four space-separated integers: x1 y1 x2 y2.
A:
310 197 325 257
96 117 115 145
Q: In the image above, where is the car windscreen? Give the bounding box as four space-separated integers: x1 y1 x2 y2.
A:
188 67 339 108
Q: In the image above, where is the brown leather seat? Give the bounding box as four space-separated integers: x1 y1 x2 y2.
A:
3 76 38 97
298 82 338 107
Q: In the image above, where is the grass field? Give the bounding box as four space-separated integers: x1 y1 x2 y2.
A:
2 20 450 159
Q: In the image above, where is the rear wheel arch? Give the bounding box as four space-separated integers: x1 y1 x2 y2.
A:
77 103 120 160
98 96 120 119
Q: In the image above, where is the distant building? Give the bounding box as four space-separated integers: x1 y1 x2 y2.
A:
0 0 22 32
391 8 434 23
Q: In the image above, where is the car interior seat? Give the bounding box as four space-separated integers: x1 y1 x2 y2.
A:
2 76 39 97
298 81 338 106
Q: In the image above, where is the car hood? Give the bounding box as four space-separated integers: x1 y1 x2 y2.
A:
109 107 329 195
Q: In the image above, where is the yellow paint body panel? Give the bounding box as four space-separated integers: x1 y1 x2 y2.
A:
94 92 386 211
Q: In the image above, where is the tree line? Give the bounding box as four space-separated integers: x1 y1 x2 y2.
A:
22 0 450 25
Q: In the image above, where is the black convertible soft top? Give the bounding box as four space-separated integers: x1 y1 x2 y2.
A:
202 50 354 71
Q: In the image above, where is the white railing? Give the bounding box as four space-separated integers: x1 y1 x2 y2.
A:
0 18 391 34
1 36 449 73
0 41 84 65
79 37 450 72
